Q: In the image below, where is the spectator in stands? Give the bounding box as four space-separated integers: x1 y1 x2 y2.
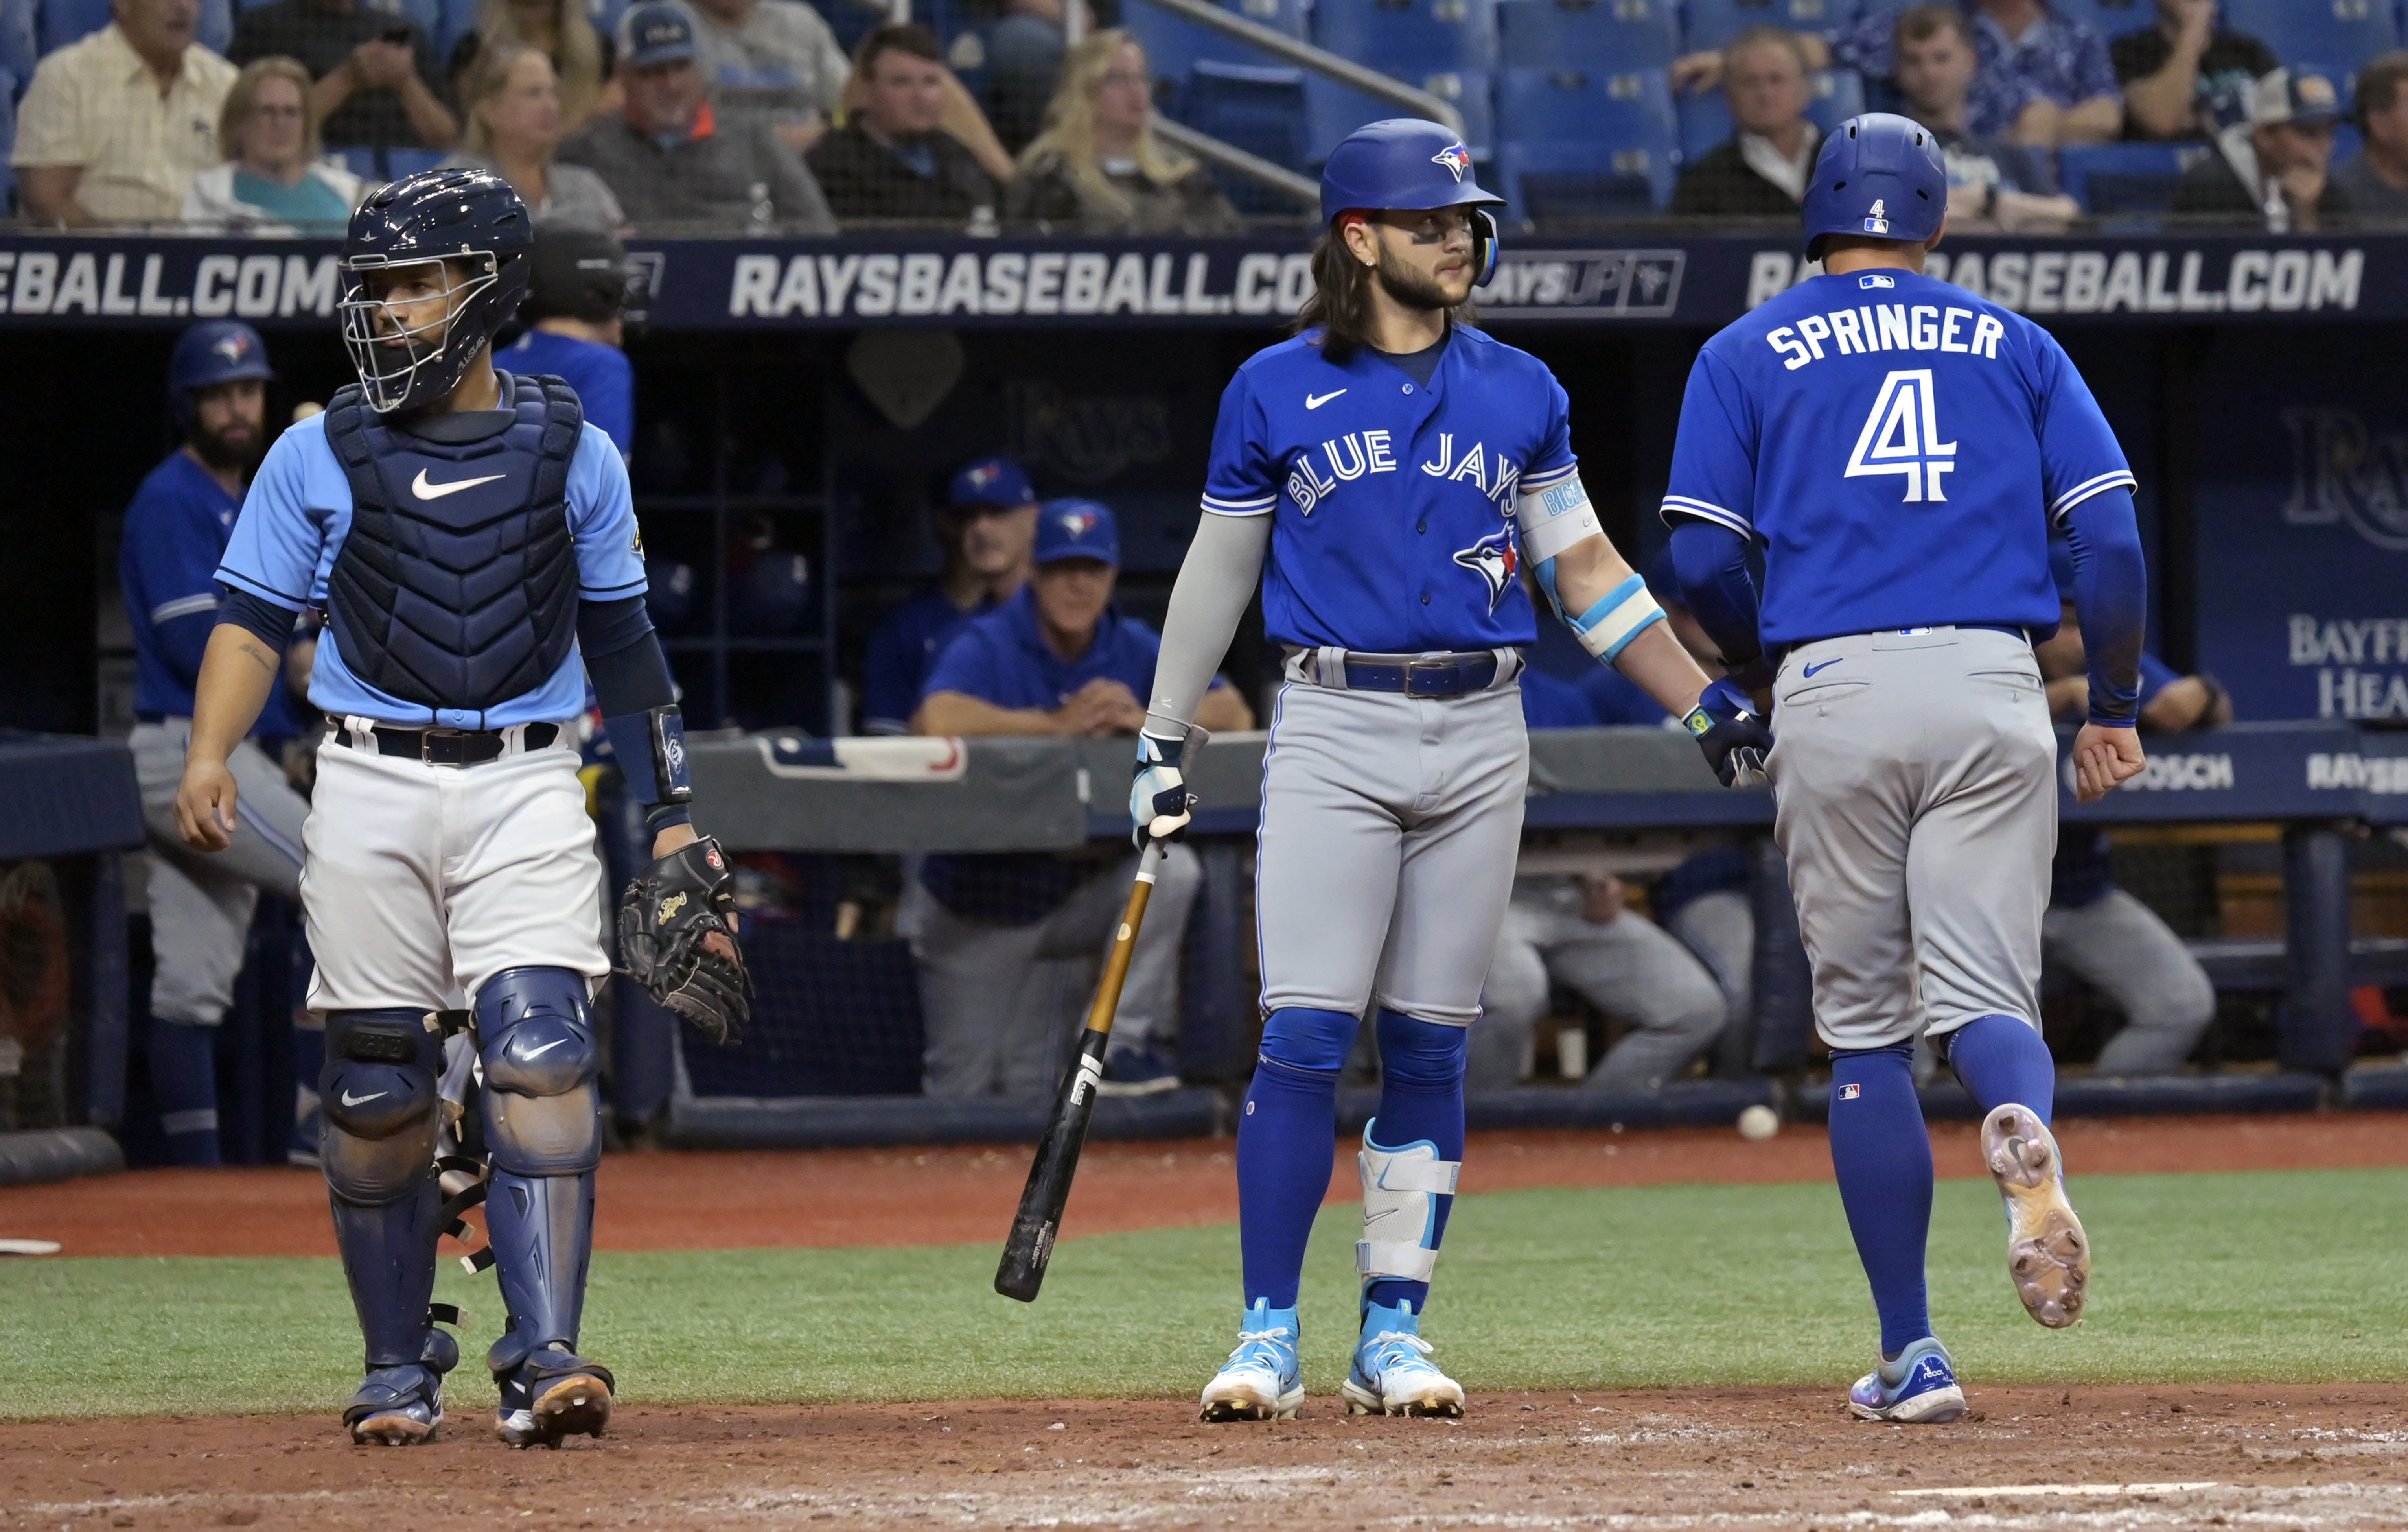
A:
2174 65 2350 231
1892 6 2078 232
686 0 848 153
182 55 363 230
860 456 1039 737
501 227 635 457
1005 29 1240 234
227 0 457 155
806 24 997 225
1670 28 1820 218
985 0 1068 151
444 40 626 230
447 0 615 138
2036 542 2223 1075
12 0 237 226
2335 52 2408 221
556 0 835 232
908 500 1252 1098
1472 665 1730 1094
1678 0 2122 148
2111 0 2275 143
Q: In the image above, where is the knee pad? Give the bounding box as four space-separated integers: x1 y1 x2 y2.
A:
1374 1009 1468 1090
1357 1126 1459 1284
322 1009 443 1205
478 967 602 1176
1259 1007 1360 1075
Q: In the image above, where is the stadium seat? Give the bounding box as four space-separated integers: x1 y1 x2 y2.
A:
435 0 479 64
1315 0 1499 72
2222 0 2399 68
1674 67 1863 161
1122 0 1309 118
197 0 231 53
1182 58 1313 203
334 146 383 185
384 146 449 179
2 0 34 97
1498 0 1677 70
34 0 108 56
1495 66 1679 205
2056 142 2206 214
1304 65 1493 161
1497 136 1672 221
2062 0 2151 35
1681 0 1859 52
585 0 631 44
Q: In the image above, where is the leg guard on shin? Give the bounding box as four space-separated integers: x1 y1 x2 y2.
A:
149 1016 222 1167
1360 1010 1467 1313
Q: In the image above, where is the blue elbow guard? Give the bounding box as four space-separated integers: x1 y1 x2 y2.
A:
1568 574 1667 663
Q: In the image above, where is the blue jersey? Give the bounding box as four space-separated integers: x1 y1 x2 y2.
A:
861 586 994 735
121 450 300 735
921 585 1220 712
216 391 644 730
1201 325 1578 653
504 330 635 459
1661 271 2134 646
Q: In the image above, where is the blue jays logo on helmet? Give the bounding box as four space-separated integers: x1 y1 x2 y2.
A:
968 463 1002 490
1452 528 1519 613
213 331 252 365
1430 142 1473 182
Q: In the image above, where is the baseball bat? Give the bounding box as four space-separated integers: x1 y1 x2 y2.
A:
995 835 1171 1302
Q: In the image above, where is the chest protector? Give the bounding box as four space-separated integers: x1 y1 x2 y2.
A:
324 374 584 715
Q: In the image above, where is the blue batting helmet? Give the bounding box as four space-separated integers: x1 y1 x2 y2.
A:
1800 112 1947 262
338 167 534 414
1320 118 1504 286
168 320 274 428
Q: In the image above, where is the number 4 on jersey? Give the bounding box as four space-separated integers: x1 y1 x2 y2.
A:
1845 369 1957 502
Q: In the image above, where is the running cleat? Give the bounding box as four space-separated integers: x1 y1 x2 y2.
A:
1341 1298 1463 1418
1848 1337 1966 1423
495 1344 615 1448
1199 1300 1304 1422
344 1324 458 1445
1982 1103 2090 1328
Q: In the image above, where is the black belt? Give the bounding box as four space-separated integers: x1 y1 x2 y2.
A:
1309 651 1508 697
330 721 559 766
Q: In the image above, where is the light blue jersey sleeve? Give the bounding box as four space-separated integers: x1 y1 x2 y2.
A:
1660 348 1760 538
1200 369 1279 518
2028 330 2137 525
216 416 331 612
568 423 647 598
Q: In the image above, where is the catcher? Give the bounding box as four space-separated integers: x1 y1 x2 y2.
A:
177 168 746 1449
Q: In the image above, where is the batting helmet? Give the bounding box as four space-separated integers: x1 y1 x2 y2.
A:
1800 112 1947 263
168 320 274 428
337 167 534 414
1319 118 1504 287
525 227 632 325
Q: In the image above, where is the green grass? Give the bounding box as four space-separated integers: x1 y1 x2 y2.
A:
5 1168 2406 1420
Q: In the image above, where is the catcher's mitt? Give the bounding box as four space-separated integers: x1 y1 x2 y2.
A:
616 835 750 1044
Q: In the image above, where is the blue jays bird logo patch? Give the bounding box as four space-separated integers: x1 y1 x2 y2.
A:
1057 507 1099 539
1431 142 1473 182
1453 528 1518 612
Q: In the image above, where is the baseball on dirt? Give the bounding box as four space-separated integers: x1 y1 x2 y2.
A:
1736 1105 1780 1141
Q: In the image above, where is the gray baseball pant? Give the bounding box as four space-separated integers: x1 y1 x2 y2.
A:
2045 889 2217 1074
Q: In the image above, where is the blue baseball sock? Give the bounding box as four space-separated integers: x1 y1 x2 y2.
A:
1364 1009 1467 1314
149 1017 221 1168
1236 1008 1357 1311
1945 1014 2056 1127
1827 1041 1932 1357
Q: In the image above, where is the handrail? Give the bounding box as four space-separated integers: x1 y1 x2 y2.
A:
1151 117 1322 208
1121 0 1468 138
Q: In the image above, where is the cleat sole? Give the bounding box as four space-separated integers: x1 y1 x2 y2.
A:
1199 1385 1303 1423
1982 1105 2090 1329
348 1412 436 1446
531 1373 612 1445
1849 1386 1966 1425
1341 1379 1465 1418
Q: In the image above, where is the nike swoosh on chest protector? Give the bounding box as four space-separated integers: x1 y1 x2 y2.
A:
411 468 508 500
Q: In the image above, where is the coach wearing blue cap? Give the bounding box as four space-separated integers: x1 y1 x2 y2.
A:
122 322 312 1168
908 499 1252 1097
859 456 1040 736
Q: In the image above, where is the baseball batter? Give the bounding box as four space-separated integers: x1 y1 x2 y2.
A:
1661 115 2148 1421
175 169 745 1447
1135 120 1769 1422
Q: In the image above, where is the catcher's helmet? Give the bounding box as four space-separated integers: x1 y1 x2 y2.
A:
338 167 533 413
1319 118 1504 287
1800 112 1948 262
167 320 274 428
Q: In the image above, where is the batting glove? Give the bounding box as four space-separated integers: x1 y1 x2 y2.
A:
1130 730 1197 848
1682 678 1773 789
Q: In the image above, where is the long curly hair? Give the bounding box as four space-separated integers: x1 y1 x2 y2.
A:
1294 220 1480 365
1017 31 1197 223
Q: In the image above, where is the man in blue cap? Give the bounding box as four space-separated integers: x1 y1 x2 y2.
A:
908 498 1252 1097
860 455 1040 736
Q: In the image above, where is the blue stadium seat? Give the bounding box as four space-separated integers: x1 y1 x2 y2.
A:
385 146 449 179
2 0 35 96
435 0 479 65
2056 142 2205 214
1495 68 1677 203
1499 0 1677 70
1315 0 1498 72
1497 136 1673 220
1122 0 1309 117
816 0 886 59
334 146 382 185
197 0 231 54
1304 64 1493 160
585 0 630 44
35 0 109 55
1183 59 1311 210
1683 0 1858 51
2222 0 2399 68
1675 68 1864 160
2061 0 2151 37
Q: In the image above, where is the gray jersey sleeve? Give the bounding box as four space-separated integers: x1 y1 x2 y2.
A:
1145 511 1270 736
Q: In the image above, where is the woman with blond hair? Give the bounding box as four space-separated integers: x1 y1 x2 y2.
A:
183 56 365 233
1004 30 1239 234
442 40 628 231
449 0 617 135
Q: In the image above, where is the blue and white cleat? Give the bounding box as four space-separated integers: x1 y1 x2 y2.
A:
1983 1103 2090 1329
1341 1298 1464 1418
1199 1300 1304 1422
344 1327 457 1446
1848 1337 1967 1423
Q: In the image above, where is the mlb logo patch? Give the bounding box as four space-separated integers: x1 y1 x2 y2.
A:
1862 197 1889 236
1838 1083 1862 1101
1858 273 1895 289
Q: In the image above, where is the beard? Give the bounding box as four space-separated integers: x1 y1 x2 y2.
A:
1373 241 1468 313
189 418 265 475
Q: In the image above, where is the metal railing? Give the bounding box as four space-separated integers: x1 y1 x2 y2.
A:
1151 118 1321 208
